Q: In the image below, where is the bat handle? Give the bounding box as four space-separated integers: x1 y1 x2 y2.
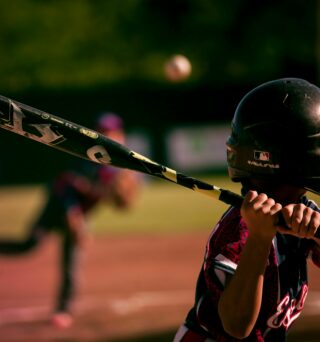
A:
218 189 244 208
219 189 320 239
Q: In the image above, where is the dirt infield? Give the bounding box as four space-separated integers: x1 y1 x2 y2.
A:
0 231 319 342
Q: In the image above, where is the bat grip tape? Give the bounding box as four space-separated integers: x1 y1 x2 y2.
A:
219 189 243 208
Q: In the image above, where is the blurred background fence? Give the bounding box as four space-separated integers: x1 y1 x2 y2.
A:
0 0 319 184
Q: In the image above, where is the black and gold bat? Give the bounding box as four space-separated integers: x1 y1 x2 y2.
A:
0 94 243 208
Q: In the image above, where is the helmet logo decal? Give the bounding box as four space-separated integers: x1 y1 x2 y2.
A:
254 150 270 161
248 150 280 169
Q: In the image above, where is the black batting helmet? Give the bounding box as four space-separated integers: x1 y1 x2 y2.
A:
226 78 320 195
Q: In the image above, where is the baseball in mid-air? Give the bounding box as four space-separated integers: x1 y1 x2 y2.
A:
164 54 192 82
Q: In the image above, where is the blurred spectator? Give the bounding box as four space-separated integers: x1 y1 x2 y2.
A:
0 112 141 328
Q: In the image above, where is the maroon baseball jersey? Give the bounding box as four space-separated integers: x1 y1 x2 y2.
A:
175 196 320 342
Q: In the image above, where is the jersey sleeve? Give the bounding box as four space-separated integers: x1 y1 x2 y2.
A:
204 208 249 288
192 208 250 337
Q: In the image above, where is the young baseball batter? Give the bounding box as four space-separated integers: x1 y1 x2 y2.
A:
174 78 320 341
0 112 141 328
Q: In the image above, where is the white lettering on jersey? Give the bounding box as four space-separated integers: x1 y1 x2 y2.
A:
267 284 308 329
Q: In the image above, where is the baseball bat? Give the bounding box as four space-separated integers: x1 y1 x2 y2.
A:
0 94 318 238
0 94 243 208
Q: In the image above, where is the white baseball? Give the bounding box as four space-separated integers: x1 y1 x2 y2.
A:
164 55 192 82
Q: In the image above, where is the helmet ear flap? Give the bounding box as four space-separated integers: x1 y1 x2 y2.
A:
226 146 248 181
226 78 320 195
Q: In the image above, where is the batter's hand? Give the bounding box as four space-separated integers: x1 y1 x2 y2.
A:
278 204 320 239
241 191 282 241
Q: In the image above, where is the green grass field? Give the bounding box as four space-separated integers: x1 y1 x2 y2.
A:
91 174 242 234
0 174 241 238
0 175 318 238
